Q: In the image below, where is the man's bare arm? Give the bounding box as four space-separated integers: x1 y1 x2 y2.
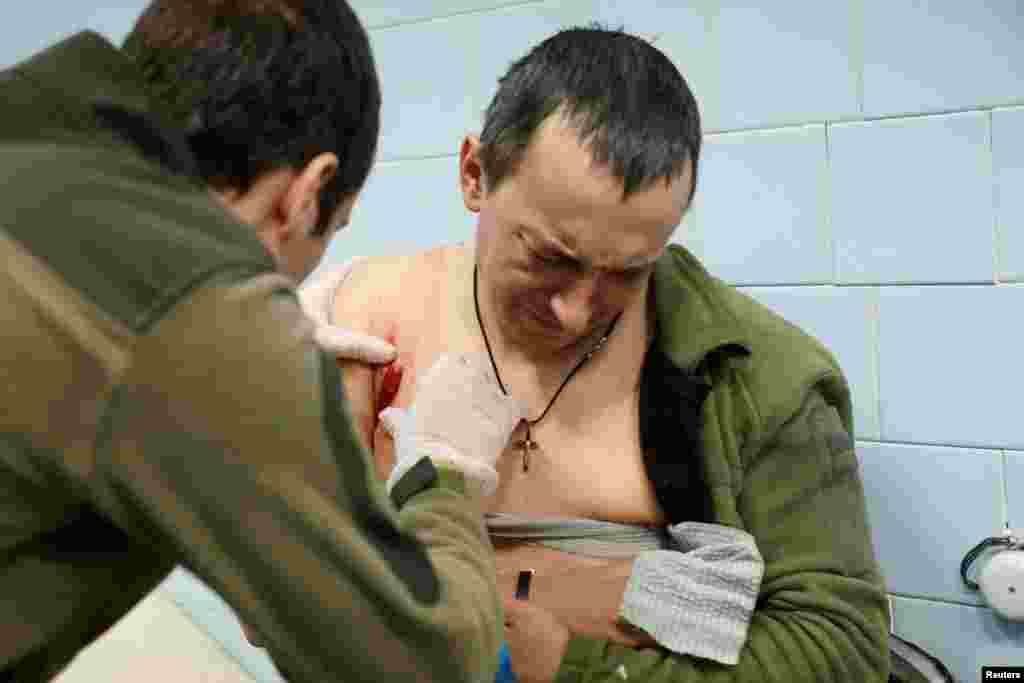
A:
331 256 412 476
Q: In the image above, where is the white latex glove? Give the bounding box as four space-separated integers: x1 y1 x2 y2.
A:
298 257 396 363
379 354 526 498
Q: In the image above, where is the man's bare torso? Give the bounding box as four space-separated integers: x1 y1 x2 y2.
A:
334 243 665 527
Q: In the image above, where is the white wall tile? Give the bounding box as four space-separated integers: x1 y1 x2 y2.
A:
863 0 1024 116
891 596 1024 683
696 126 831 284
858 443 1004 605
878 285 1024 449
371 0 597 160
351 0 547 29
830 113 994 284
311 155 473 280
994 107 1024 282
714 1 860 130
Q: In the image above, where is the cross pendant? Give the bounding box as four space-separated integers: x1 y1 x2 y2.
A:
517 434 538 472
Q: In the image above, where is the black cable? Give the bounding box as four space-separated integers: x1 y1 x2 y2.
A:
960 536 1015 591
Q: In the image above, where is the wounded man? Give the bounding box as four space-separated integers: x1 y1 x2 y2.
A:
309 25 891 683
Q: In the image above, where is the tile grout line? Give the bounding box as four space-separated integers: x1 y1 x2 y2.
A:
853 0 866 117
377 153 458 166
1001 450 1012 529
990 110 1003 285
870 286 883 441
367 0 548 32
702 102 1024 137
888 591 992 610
824 123 837 286
855 438 1024 453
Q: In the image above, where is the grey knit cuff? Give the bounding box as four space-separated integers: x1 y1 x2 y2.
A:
618 522 764 665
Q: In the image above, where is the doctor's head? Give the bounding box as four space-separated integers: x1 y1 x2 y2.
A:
124 0 380 282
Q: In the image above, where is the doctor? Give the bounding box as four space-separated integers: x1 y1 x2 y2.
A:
0 1 523 682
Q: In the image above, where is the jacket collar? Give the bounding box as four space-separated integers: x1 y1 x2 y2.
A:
14 31 156 116
652 245 752 372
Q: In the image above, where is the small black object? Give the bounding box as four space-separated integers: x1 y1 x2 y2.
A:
514 569 534 601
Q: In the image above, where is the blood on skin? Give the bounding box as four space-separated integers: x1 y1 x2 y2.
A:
335 331 403 450
374 332 404 414
376 360 403 414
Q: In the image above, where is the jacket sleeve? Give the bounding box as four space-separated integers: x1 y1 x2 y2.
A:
90 272 503 683
554 387 890 682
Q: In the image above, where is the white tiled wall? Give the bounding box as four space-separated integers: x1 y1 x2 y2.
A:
5 2 1022 682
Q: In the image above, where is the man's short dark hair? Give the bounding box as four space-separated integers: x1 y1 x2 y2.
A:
480 25 701 203
122 0 380 235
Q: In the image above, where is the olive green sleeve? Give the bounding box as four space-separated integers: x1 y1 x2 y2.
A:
92 273 502 683
554 388 890 682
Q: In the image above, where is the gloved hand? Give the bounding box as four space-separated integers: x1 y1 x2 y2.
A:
298 257 396 363
379 354 526 498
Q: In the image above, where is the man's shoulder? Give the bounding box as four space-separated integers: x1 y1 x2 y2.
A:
719 285 829 358
719 285 853 434
659 252 851 431
334 244 460 330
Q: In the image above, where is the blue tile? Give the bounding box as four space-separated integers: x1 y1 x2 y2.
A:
858 443 1003 605
994 108 1024 283
714 1 859 130
310 156 474 279
891 596 1024 683
695 126 831 285
1008 451 1024 535
371 1 596 160
877 285 1024 449
737 286 880 439
596 0 720 132
352 0 546 28
670 205 703 261
830 113 994 284
863 0 1024 117
160 569 286 683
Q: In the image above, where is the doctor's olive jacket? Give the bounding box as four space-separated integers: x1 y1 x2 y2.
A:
0 32 502 683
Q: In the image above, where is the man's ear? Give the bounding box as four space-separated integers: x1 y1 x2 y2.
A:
280 152 339 239
459 135 486 213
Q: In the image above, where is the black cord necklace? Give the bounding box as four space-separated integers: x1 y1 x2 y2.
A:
473 265 622 472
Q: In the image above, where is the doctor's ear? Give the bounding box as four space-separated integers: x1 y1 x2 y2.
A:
283 152 339 234
459 136 486 213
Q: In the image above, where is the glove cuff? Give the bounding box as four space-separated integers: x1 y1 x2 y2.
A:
417 442 499 498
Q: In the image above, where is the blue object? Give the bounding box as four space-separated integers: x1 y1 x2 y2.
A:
495 642 517 683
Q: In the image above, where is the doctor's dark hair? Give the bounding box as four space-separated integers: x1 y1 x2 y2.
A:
122 0 380 235
479 25 701 202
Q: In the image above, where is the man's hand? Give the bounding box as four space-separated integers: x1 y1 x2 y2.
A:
495 545 658 649
298 257 396 363
503 597 571 683
380 354 526 498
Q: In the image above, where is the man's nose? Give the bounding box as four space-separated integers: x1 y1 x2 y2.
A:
550 275 599 337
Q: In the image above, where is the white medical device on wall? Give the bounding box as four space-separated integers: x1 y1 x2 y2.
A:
961 527 1024 622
